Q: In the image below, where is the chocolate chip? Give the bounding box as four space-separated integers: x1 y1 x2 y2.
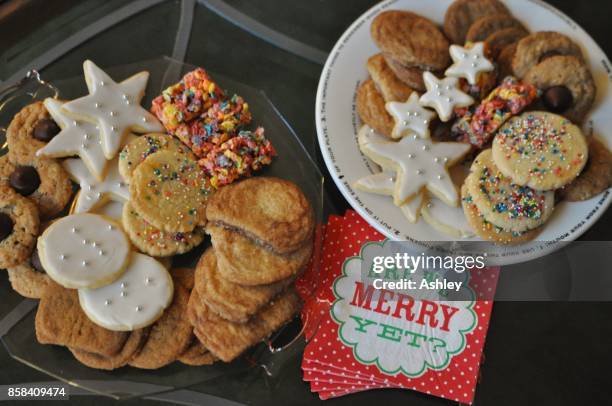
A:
30 248 45 273
543 86 573 113
33 118 60 142
0 213 14 242
9 166 41 196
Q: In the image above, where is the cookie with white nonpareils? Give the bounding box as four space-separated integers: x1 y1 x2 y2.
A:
419 72 474 122
37 98 108 181
445 42 494 86
63 155 130 213
62 60 163 159
37 213 130 289
78 253 173 331
358 126 471 207
492 112 588 191
385 93 435 139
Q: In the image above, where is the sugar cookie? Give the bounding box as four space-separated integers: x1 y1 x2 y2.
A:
461 184 540 244
353 170 425 223
385 92 435 139
37 98 109 181
122 201 205 257
358 125 471 206
118 133 195 181
492 112 588 190
467 149 554 233
62 60 163 159
445 42 494 86
78 253 174 331
130 150 210 233
91 200 124 222
37 213 130 289
63 156 129 213
419 72 474 122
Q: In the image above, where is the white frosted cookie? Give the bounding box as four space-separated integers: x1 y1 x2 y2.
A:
421 195 475 238
358 125 471 207
492 111 588 191
385 92 435 139
419 72 474 122
78 253 173 331
91 200 125 223
467 149 554 233
445 42 494 85
63 155 129 213
38 98 108 181
353 170 424 223
62 60 163 159
37 213 130 289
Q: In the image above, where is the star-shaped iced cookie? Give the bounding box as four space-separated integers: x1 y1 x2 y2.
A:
62 60 163 159
419 72 474 122
354 171 425 223
358 127 471 207
63 156 130 213
37 98 108 181
445 42 494 85
385 93 436 139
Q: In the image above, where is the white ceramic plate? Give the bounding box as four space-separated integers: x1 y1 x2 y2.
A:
316 0 612 265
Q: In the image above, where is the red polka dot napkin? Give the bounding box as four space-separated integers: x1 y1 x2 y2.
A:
295 210 499 403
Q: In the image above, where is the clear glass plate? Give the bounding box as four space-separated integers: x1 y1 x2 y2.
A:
0 57 324 400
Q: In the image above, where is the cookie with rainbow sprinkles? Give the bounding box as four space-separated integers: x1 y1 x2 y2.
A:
492 111 588 191
466 149 554 233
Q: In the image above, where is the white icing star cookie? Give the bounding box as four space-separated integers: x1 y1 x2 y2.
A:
62 60 163 159
64 155 130 213
358 126 471 207
354 170 424 223
385 92 436 139
37 98 108 181
445 42 494 85
78 253 173 331
419 72 474 122
37 213 130 289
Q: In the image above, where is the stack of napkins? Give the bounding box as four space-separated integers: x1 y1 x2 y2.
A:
296 211 499 403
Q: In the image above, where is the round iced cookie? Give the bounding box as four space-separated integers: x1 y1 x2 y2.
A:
492 112 588 190
467 149 554 233
0 187 40 269
122 201 205 257
130 150 210 233
37 213 130 289
421 195 475 238
118 133 195 181
461 184 540 245
78 253 174 331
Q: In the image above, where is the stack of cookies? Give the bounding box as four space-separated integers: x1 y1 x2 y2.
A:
0 101 74 298
187 177 314 362
358 10 451 137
